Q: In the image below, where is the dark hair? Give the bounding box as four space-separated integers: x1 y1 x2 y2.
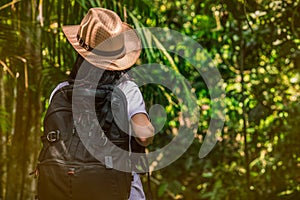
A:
68 54 130 85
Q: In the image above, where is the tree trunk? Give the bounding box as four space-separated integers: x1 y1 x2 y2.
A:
4 1 42 199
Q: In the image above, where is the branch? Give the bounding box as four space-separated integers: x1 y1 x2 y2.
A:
243 0 254 33
0 0 21 11
0 60 15 79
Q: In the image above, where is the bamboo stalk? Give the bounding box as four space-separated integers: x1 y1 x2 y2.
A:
14 56 28 89
0 64 5 199
38 0 44 27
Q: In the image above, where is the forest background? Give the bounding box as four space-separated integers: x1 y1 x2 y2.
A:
0 0 299 199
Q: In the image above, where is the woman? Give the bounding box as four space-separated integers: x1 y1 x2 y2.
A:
43 7 154 200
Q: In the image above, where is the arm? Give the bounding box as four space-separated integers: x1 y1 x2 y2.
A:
131 113 154 147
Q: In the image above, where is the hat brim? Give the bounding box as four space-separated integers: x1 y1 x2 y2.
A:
62 23 141 71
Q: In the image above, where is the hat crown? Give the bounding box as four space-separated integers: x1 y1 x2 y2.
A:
77 8 124 51
62 7 142 70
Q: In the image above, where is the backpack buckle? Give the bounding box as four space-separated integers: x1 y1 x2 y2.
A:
46 130 60 142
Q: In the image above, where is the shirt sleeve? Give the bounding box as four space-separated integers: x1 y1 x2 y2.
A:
49 81 69 103
118 81 148 119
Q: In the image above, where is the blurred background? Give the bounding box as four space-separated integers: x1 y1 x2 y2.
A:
0 0 299 199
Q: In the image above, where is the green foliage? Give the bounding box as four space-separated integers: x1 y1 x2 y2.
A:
0 0 300 199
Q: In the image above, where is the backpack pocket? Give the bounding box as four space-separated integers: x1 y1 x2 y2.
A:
37 160 132 200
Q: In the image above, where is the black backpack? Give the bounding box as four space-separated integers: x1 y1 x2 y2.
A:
36 82 146 200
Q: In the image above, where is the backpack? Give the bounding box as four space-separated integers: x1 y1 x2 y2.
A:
36 82 146 200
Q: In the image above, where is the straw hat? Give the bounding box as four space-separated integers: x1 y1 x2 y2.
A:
62 8 141 71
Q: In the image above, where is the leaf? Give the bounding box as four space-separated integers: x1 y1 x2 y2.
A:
158 182 168 197
202 172 213 178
